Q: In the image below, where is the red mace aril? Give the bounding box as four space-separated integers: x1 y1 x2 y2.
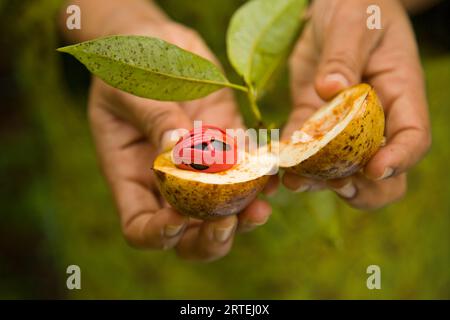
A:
172 125 238 173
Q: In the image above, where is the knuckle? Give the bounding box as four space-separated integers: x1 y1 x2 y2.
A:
123 227 172 251
142 107 173 139
322 52 360 79
122 219 146 249
121 216 161 250
122 226 144 249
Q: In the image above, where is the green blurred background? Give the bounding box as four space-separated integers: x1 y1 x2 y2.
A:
0 0 449 299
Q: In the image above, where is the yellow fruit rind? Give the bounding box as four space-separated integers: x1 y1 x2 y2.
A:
154 170 269 220
286 85 385 179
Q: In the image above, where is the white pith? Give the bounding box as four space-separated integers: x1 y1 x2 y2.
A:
279 86 370 168
155 151 276 184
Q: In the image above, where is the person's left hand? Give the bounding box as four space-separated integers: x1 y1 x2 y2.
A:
282 0 431 210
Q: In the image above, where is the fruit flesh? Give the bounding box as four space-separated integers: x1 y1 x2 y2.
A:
154 151 274 219
300 94 353 141
279 84 385 179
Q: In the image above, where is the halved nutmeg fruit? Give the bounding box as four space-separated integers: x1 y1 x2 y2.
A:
153 150 275 219
279 83 385 179
154 126 275 219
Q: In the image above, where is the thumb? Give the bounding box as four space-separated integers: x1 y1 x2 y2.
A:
124 96 193 152
314 8 383 100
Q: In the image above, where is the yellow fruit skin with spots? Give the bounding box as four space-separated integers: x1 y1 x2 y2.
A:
287 84 385 179
153 158 269 220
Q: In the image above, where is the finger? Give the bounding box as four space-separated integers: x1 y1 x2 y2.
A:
282 172 326 193
124 205 189 250
176 215 238 262
284 23 323 140
351 174 408 210
113 90 193 151
362 9 431 180
327 177 358 199
364 98 431 180
262 175 280 197
94 79 193 151
237 199 272 233
314 0 384 100
327 173 407 210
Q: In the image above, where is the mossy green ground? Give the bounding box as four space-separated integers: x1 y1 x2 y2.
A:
0 0 448 298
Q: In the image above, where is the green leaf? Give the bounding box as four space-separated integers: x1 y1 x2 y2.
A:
58 35 247 101
227 0 307 94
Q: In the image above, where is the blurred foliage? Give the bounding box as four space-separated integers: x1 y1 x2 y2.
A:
0 0 449 299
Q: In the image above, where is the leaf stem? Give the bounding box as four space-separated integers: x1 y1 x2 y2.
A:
247 86 263 127
226 82 249 93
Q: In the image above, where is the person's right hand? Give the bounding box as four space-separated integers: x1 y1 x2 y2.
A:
89 21 274 261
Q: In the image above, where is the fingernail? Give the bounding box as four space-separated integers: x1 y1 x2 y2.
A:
160 129 183 153
214 225 235 243
294 184 311 193
324 73 349 88
377 167 394 180
164 224 184 238
333 182 357 199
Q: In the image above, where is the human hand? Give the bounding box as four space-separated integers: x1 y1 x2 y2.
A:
89 21 275 261
282 0 431 209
